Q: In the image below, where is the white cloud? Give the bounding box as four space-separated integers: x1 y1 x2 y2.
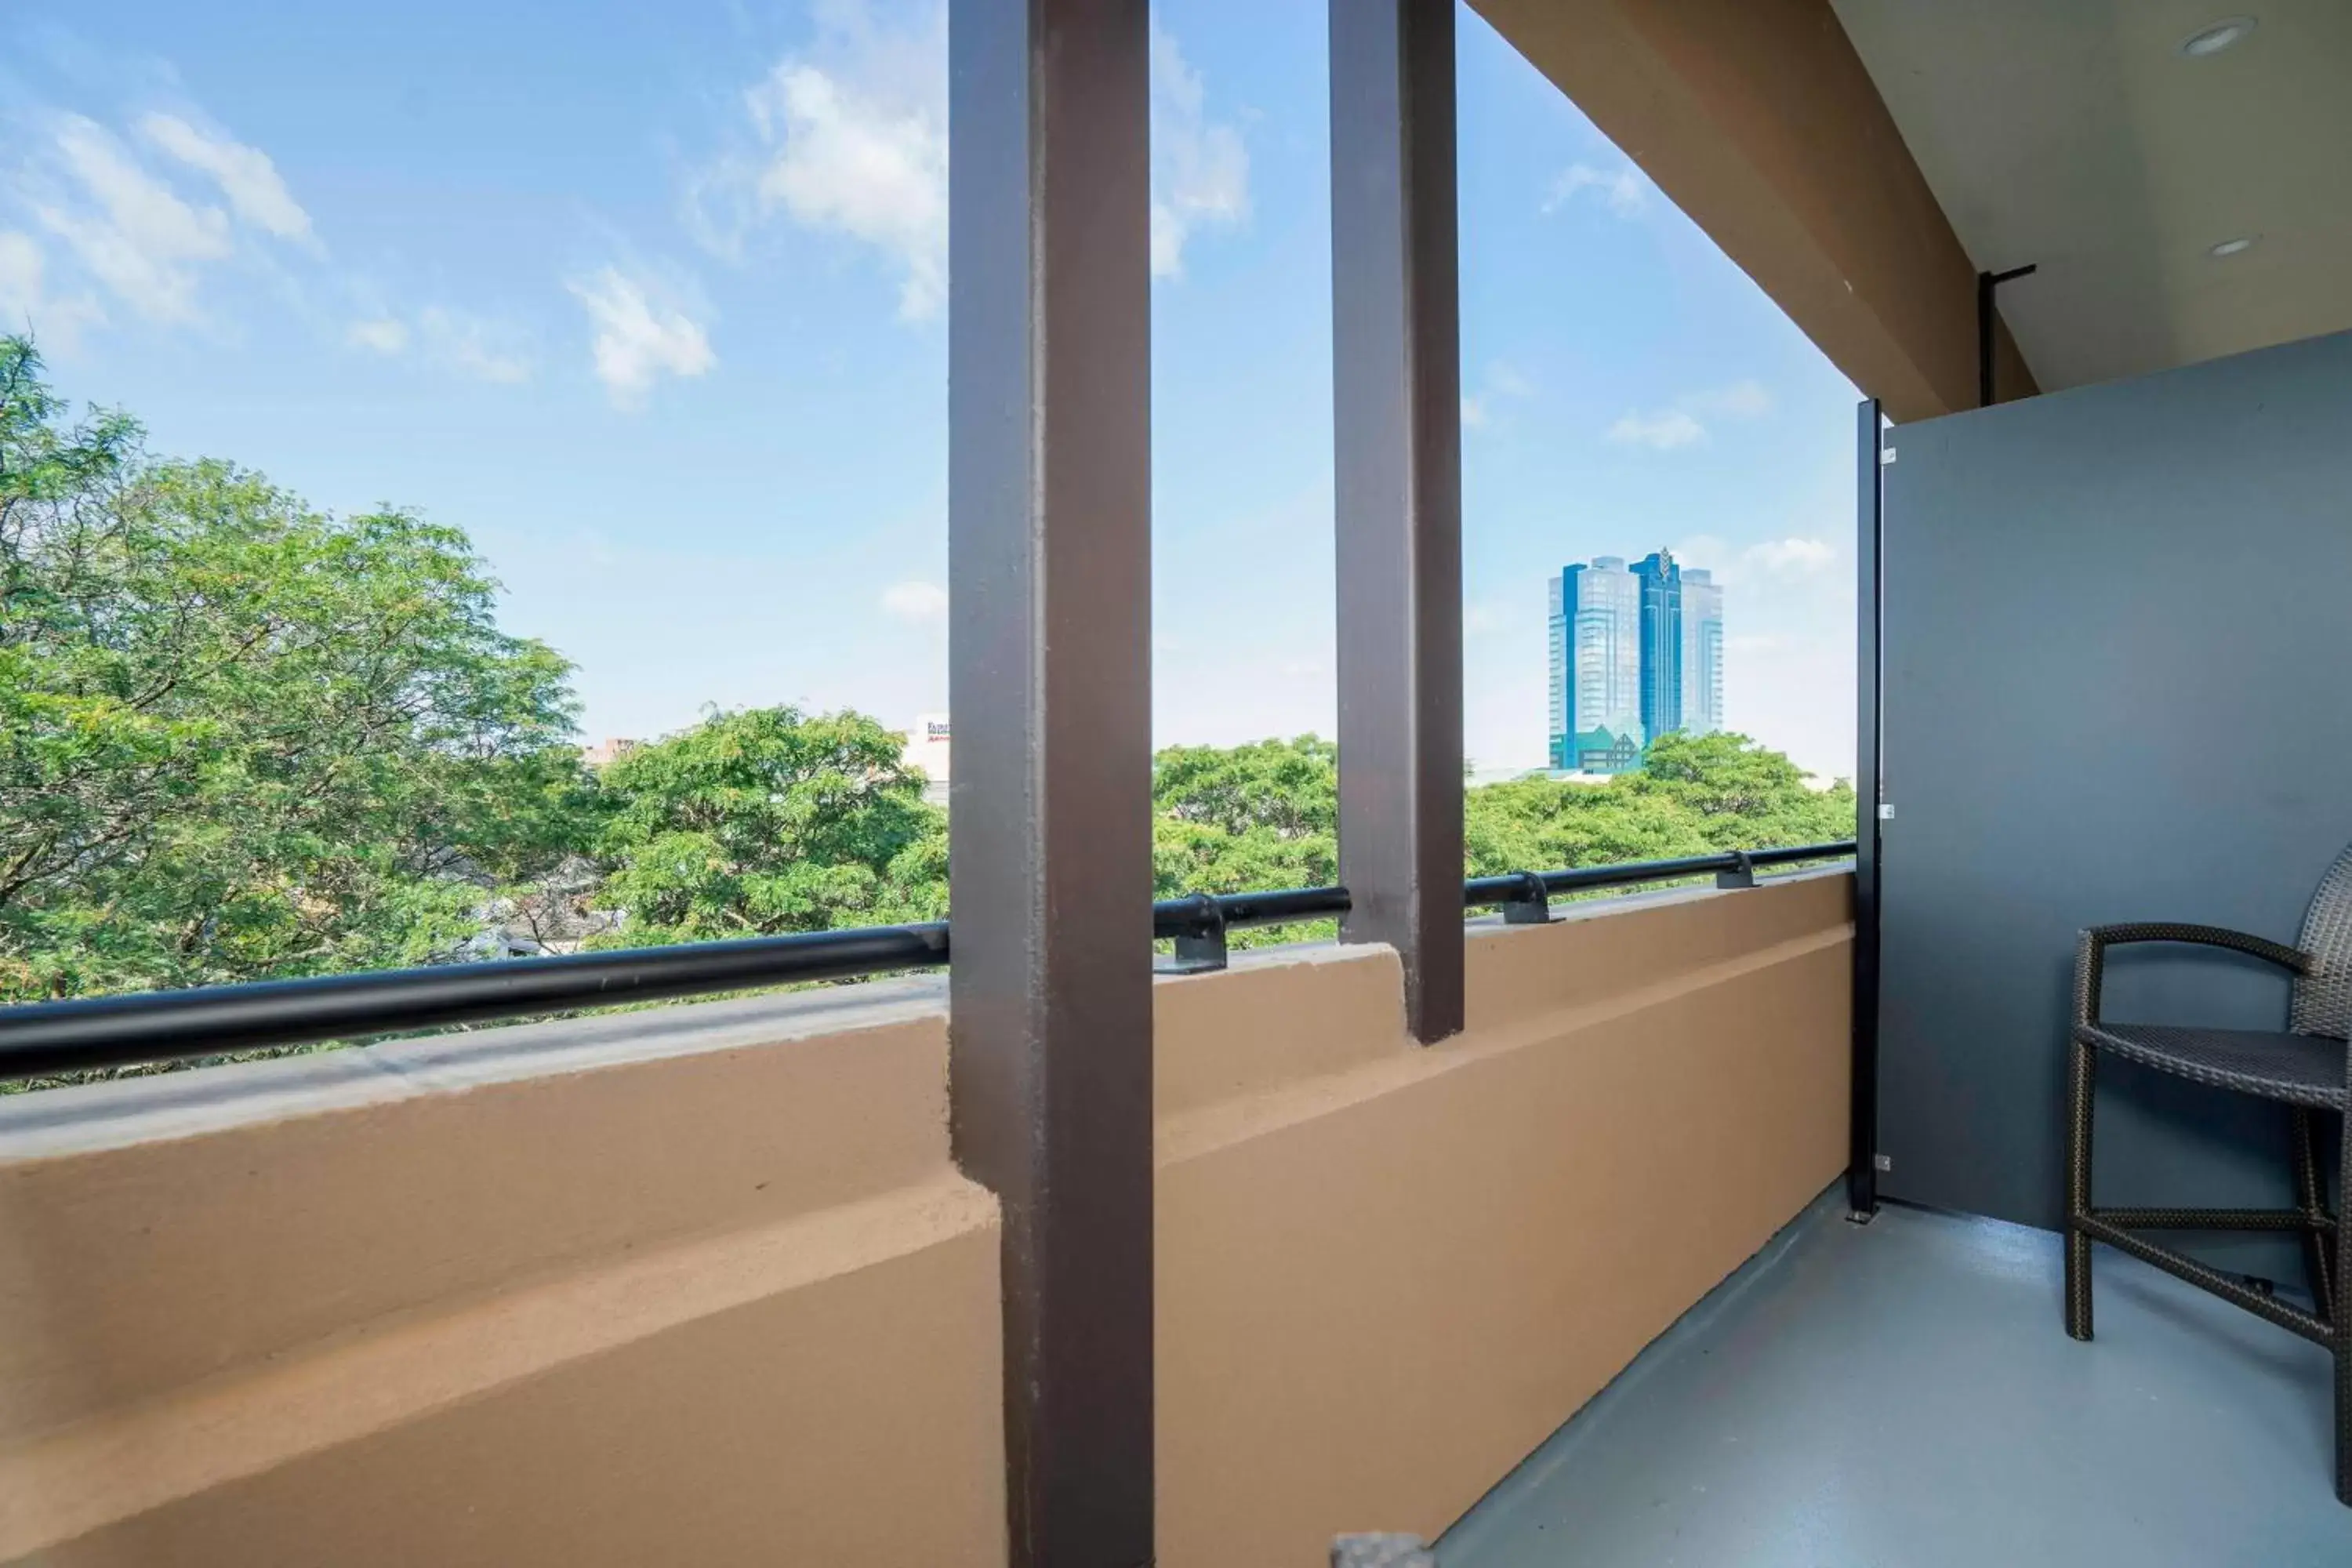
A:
698 2 1244 314
11 102 517 373
346 316 409 354
1607 381 1770 452
1544 162 1648 218
567 267 714 408
346 307 532 383
137 113 318 251
1686 379 1773 419
1606 408 1704 450
418 306 532 383
1671 533 1737 575
0 233 42 321
1744 536 1837 576
0 230 105 348
1148 20 1249 278
1486 363 1536 399
732 0 949 318
750 64 947 317
1670 532 1842 587
34 115 232 324
1464 362 1535 434
1650 531 1854 776
880 579 948 622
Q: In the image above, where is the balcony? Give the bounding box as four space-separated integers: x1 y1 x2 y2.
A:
6 2 2352 1565
13 857 2344 1564
3 869 1853 1563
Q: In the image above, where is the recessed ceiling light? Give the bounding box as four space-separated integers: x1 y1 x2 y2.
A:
2209 236 2259 257
2180 17 2257 57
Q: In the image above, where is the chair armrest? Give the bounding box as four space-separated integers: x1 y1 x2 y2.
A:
2074 924 2311 1027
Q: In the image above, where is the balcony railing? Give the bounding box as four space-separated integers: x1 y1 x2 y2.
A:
0 841 1851 1083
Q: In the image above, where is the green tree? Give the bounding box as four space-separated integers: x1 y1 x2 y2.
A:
1462 778 1715 877
0 334 1851 1014
1611 729 1854 851
1465 732 1851 877
0 336 593 1001
1152 735 1338 902
591 706 947 942
1144 730 1849 942
1153 735 1337 841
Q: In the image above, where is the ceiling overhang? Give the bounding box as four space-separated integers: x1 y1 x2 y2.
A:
1472 1 2351 416
1831 1 2352 395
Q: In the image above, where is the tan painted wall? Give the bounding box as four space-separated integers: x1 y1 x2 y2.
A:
1471 0 2035 421
0 985 1010 1566
1156 873 1853 1562
0 873 1849 1565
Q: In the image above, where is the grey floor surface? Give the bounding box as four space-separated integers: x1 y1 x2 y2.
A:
1440 1192 2350 1567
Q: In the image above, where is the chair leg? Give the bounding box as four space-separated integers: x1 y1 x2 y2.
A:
2336 1109 2350 1508
2292 1109 2336 1325
2065 1036 2096 1341
2333 1105 2352 1504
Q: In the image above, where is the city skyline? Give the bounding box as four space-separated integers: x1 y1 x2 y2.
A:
1548 547 1723 775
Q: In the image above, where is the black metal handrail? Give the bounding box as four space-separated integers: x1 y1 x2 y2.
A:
0 840 1851 1082
1462 839 1846 907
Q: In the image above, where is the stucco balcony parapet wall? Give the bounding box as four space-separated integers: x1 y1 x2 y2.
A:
0 869 1851 1566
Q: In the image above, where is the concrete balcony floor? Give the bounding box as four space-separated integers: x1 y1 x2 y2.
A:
1443 1192 2352 1567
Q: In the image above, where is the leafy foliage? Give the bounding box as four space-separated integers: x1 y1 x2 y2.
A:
1468 731 1853 878
590 705 947 942
1152 735 1339 902
0 331 1851 1023
1146 729 1849 947
0 336 591 1000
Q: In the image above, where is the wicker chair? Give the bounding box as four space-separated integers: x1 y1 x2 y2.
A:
2066 843 2352 1504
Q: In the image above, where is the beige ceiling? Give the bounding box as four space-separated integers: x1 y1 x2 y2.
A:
1829 0 2352 394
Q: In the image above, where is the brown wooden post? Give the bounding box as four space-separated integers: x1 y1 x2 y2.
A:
1330 0 1465 1044
948 2 1156 1563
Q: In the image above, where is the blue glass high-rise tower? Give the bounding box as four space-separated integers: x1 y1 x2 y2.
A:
1679 567 1724 737
1633 550 1683 741
1548 557 1644 773
1549 550 1726 773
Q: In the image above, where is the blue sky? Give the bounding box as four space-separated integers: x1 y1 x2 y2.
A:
1 0 1859 779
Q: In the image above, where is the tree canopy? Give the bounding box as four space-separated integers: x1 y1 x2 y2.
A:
1 337 591 1000
0 332 1852 1014
1152 735 1339 901
1148 729 1851 946
591 705 946 943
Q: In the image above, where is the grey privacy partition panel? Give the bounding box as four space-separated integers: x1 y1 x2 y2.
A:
1877 328 2352 1280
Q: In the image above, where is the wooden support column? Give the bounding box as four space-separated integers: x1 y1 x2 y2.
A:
1330 0 1465 1045
947 3 1155 1563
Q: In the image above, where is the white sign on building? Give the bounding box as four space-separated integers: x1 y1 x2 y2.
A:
903 713 951 804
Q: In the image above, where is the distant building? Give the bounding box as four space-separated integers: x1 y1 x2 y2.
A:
902 713 951 807
581 737 641 769
1548 549 1726 774
1548 557 1645 774
1632 550 1683 741
1679 567 1724 737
